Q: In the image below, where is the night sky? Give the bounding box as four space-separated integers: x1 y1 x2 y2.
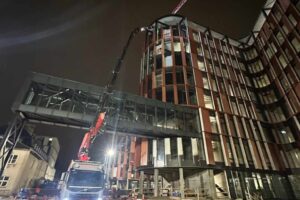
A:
0 0 266 172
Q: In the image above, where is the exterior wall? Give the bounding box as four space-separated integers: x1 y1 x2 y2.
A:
109 0 300 198
0 149 49 196
138 0 300 174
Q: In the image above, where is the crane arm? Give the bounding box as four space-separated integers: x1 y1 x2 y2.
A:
172 0 188 14
78 27 146 161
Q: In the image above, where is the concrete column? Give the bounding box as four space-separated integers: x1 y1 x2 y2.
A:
126 178 129 190
179 167 185 198
207 169 216 199
139 171 144 194
154 169 159 197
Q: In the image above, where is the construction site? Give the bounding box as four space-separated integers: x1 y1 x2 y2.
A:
0 0 300 200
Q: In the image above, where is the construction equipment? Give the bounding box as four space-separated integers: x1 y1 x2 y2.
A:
60 27 147 200
77 27 144 162
172 0 188 14
60 1 189 199
59 160 105 200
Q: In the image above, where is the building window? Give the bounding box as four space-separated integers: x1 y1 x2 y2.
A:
204 91 214 109
8 155 18 164
193 32 200 42
189 88 197 105
178 87 186 104
174 39 181 52
209 112 218 133
164 41 173 67
0 176 9 187
212 136 224 163
176 68 185 84
165 71 173 85
288 14 298 26
254 74 270 88
155 73 162 87
197 58 205 71
202 75 209 89
291 37 300 53
276 31 284 45
278 55 288 68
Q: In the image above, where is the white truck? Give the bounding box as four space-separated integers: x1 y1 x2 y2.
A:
59 160 105 200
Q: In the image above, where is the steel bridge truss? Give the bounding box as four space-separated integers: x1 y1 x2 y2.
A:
0 72 202 176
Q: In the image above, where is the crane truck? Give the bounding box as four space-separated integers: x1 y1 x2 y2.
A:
58 1 188 199
58 27 144 200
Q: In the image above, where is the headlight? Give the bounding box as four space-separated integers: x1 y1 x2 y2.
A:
63 198 69 200
97 198 102 200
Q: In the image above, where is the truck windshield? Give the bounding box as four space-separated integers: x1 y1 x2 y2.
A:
68 170 104 187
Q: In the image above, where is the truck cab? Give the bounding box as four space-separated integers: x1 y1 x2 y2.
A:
59 160 105 200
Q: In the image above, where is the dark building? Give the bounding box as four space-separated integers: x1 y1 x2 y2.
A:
108 0 300 199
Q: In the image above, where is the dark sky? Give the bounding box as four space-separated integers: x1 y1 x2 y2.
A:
0 0 266 171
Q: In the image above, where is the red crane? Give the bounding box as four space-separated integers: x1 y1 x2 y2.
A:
77 0 189 161
77 27 143 161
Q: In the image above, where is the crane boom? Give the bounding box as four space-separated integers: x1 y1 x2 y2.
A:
78 27 145 161
172 0 188 14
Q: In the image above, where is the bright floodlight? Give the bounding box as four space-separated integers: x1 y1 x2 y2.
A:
106 149 114 156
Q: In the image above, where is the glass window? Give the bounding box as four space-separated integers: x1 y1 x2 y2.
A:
209 112 218 133
204 91 214 109
278 55 288 68
276 31 284 45
212 136 224 162
163 29 171 39
166 88 174 103
186 69 194 85
281 24 289 35
193 32 200 42
170 138 178 160
231 100 239 115
279 76 290 91
226 137 234 164
211 78 218 91
174 40 181 52
277 127 295 144
178 87 186 104
254 74 270 88
219 115 228 135
234 139 244 164
8 155 18 164
182 138 192 161
189 88 197 105
284 48 293 62
222 67 229 78
164 41 173 67
288 14 298 26
227 83 234 96
165 71 173 85
0 176 9 187
176 68 185 84
216 95 223 111
155 73 162 87
197 58 206 71
291 37 300 53
175 52 182 66
202 75 210 89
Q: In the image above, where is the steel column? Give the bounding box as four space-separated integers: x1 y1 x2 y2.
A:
0 113 25 177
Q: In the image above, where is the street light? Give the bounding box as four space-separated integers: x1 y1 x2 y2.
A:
106 149 115 156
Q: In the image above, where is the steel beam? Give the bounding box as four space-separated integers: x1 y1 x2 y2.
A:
0 113 25 177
